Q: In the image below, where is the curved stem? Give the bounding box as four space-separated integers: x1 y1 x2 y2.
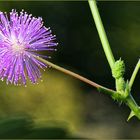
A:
39 58 100 88
88 0 115 69
36 56 115 95
129 59 140 89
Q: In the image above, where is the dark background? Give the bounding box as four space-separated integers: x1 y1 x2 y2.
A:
0 1 139 138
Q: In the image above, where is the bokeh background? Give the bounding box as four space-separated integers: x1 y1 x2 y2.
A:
0 1 139 138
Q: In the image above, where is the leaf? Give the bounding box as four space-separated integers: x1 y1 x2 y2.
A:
127 111 135 121
0 116 77 139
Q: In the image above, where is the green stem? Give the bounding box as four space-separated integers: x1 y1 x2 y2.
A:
126 95 140 119
88 0 115 69
129 59 140 89
36 56 115 96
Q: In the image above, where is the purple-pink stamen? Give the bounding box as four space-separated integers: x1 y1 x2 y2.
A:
0 9 57 85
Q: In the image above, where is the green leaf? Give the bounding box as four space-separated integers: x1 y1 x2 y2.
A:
127 111 135 121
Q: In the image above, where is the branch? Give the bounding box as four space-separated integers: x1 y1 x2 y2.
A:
129 59 140 89
36 56 115 96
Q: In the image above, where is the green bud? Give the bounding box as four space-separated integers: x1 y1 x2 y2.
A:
116 77 125 92
112 58 125 79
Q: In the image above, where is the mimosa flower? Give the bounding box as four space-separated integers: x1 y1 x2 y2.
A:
0 9 57 85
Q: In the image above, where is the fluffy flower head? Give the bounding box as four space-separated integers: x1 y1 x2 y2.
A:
0 9 57 85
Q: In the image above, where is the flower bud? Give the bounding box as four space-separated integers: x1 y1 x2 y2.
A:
112 59 125 79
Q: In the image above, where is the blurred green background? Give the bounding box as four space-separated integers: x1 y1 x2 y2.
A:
0 1 139 139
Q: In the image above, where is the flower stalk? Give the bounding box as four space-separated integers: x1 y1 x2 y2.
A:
36 56 115 96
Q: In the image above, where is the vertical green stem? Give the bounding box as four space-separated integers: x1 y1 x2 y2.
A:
129 59 140 89
88 0 115 68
